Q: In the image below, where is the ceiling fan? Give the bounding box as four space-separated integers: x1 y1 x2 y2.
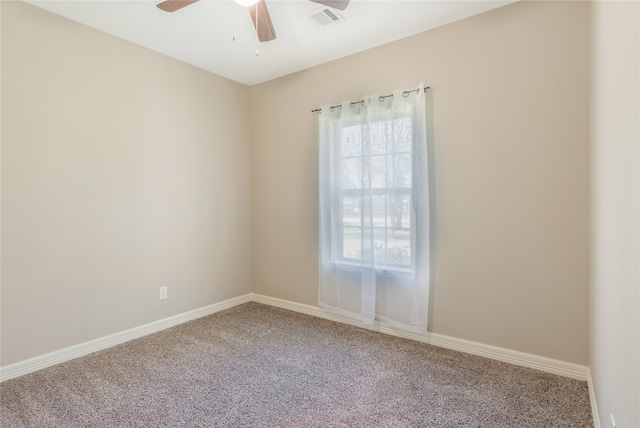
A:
156 0 350 42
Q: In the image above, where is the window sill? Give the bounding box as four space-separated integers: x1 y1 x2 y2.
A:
323 261 415 279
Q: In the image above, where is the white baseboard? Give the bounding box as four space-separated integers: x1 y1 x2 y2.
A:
1 292 598 425
0 294 252 383
250 293 590 381
0 292 590 384
587 371 601 428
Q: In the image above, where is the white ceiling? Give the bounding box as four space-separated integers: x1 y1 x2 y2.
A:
26 0 516 86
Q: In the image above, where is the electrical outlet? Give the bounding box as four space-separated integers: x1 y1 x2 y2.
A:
159 286 168 301
610 414 616 428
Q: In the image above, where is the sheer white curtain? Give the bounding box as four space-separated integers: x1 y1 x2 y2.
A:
318 84 430 332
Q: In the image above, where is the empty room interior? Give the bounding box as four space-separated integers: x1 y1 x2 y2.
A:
1 0 639 427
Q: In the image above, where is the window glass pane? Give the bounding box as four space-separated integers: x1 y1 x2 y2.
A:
342 196 361 227
387 194 411 230
370 121 388 155
341 125 362 157
371 155 386 189
371 133 387 155
393 117 412 153
372 195 386 227
336 114 415 269
342 158 361 189
402 196 411 229
390 153 412 188
373 227 388 265
373 226 411 267
343 227 361 261
386 228 411 266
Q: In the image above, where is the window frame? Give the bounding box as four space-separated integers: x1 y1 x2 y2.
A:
329 113 417 277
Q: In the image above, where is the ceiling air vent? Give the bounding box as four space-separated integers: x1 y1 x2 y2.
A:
302 7 345 30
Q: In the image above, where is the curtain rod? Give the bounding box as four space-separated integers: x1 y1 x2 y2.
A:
310 86 430 114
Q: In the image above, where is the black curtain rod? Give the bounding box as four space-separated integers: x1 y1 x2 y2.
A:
310 86 430 114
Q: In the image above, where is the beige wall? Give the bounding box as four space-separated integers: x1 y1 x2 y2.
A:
1 1 252 365
590 1 640 427
251 1 590 365
2 0 593 370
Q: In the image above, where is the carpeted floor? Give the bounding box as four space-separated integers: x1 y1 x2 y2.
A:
0 302 593 427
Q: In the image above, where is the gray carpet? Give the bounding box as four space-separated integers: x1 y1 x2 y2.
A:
0 302 593 427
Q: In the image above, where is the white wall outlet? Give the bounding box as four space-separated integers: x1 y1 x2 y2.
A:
159 286 168 301
610 414 616 428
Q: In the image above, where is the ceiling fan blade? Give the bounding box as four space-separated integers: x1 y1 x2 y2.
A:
157 0 198 13
309 0 350 11
248 0 277 42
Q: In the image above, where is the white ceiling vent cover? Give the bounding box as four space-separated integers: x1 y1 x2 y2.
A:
302 7 345 30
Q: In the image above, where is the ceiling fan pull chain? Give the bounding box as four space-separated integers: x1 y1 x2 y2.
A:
232 0 236 41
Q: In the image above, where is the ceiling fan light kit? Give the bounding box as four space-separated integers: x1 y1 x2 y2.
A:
234 0 259 7
156 0 350 44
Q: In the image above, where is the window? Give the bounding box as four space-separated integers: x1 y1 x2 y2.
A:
339 117 414 271
318 84 430 331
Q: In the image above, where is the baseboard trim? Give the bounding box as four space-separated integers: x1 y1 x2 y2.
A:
1 292 599 426
250 293 590 381
0 294 252 383
0 292 590 387
587 370 601 428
